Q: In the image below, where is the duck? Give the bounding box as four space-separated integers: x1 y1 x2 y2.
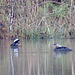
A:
53 43 73 51
10 38 21 47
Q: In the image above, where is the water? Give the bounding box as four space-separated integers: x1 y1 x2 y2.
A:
0 39 75 75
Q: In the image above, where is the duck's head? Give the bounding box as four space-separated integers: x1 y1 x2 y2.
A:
53 43 62 47
11 38 20 47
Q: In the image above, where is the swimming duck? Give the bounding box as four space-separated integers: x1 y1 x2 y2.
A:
53 43 73 51
10 38 20 47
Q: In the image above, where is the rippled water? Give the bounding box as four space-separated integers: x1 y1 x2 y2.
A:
0 39 75 75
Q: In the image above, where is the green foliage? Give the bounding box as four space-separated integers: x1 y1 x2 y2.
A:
53 5 69 17
0 1 74 39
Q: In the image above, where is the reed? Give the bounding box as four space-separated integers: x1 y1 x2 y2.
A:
0 0 75 39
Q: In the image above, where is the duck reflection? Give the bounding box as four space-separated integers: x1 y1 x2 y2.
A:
11 46 19 57
10 46 19 75
54 50 72 58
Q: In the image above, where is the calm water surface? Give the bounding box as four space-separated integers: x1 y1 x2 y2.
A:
0 39 75 75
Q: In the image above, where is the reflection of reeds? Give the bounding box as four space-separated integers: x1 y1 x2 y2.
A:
70 52 74 75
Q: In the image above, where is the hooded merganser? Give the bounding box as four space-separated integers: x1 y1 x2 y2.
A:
10 38 20 47
53 43 73 51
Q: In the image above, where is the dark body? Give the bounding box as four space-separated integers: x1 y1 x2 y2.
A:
54 47 73 51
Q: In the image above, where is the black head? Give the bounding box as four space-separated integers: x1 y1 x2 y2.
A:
54 43 56 45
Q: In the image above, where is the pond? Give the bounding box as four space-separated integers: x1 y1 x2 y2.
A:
0 39 75 75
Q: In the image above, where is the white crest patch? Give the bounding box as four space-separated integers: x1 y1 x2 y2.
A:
14 38 19 42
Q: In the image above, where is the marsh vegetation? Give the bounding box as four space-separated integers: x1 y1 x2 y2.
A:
0 0 75 39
